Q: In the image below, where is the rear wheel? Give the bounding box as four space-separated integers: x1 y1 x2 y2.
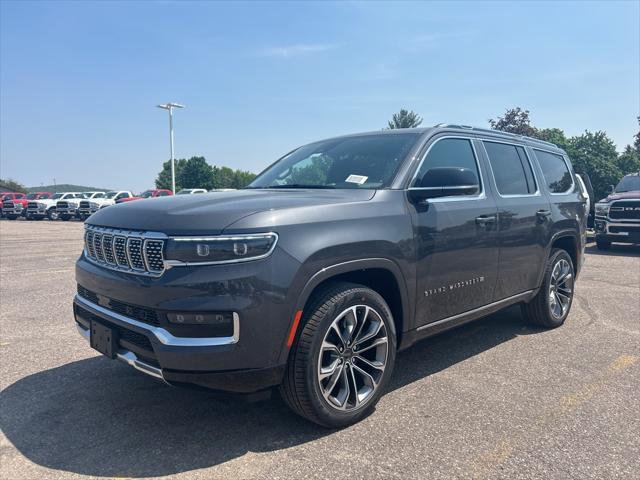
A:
522 249 574 328
280 282 396 428
596 239 611 250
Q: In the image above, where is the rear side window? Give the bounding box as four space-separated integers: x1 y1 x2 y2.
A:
534 149 573 193
413 138 481 192
483 142 537 195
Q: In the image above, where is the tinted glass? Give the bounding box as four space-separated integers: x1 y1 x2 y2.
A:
248 133 419 189
516 146 537 193
535 149 573 193
413 138 480 191
615 175 640 192
484 142 535 195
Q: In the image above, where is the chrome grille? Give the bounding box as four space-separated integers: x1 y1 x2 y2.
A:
79 200 90 209
2 202 14 209
57 201 69 209
27 202 39 210
83 225 166 277
102 234 116 264
609 200 640 220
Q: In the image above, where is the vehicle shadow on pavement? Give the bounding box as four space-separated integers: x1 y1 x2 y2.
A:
0 306 540 478
584 243 640 257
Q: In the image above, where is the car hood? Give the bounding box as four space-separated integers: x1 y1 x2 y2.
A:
598 190 640 203
87 189 376 235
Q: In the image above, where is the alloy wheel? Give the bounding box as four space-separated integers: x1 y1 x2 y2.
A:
548 258 573 319
317 305 389 411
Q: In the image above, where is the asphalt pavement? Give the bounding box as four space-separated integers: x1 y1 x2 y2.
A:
1 219 639 479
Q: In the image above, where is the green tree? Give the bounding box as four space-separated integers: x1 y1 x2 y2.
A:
387 109 423 129
568 131 622 201
212 166 236 189
634 116 640 154
155 158 187 191
231 169 257 189
616 145 640 175
0 178 27 193
178 156 214 190
489 107 537 137
534 128 569 151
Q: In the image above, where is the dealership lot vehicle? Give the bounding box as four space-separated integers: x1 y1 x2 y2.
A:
1 220 638 480
75 125 587 427
594 172 640 250
117 189 172 203
76 190 134 218
26 192 84 220
176 188 207 194
2 192 52 219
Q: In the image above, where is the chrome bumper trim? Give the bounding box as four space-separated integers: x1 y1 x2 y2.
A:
76 324 166 381
74 294 240 347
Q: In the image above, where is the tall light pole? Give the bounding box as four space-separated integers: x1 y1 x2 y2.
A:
156 102 185 194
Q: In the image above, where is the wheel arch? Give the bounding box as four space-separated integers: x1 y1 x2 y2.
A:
283 258 410 361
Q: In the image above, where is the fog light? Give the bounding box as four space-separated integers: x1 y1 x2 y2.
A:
167 312 234 325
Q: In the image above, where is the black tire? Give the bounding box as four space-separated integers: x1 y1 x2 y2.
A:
7 215 18 220
47 209 58 221
60 215 70 221
521 248 575 328
596 239 611 250
280 282 397 428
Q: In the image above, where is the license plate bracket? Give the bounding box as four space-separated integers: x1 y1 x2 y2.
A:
90 320 118 359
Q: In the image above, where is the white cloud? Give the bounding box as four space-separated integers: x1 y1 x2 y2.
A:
258 43 341 58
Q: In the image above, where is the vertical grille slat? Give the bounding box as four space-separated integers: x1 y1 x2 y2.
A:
84 226 165 276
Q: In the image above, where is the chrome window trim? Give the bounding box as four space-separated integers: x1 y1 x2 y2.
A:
480 139 542 198
407 135 486 203
164 232 279 267
74 294 240 346
531 147 575 195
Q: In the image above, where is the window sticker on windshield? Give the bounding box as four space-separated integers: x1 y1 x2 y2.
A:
345 174 368 185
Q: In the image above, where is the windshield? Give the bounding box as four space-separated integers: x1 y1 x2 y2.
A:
26 194 37 199
52 193 64 199
177 190 191 195
615 176 640 193
140 191 154 198
247 133 420 189
2 195 12 201
105 191 119 199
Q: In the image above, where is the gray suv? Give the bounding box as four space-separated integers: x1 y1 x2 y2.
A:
74 125 586 427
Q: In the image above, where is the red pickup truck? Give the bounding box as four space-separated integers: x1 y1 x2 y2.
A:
116 189 173 203
2 192 53 219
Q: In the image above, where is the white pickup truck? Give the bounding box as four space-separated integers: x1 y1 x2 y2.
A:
26 192 84 220
56 192 106 221
77 190 134 220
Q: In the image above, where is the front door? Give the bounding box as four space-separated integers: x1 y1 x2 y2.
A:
410 136 500 327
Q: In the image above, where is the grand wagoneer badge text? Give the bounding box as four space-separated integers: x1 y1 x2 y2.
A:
425 276 485 297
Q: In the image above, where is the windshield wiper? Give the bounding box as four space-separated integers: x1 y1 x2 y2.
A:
267 184 336 189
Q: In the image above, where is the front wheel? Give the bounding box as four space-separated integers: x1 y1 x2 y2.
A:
47 209 58 221
522 249 575 328
280 282 396 428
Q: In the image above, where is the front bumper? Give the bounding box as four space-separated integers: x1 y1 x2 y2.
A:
27 207 47 217
57 207 78 216
74 251 299 392
595 218 640 244
2 206 23 215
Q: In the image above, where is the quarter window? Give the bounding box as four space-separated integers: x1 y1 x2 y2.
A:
483 142 537 195
534 149 573 193
413 138 481 193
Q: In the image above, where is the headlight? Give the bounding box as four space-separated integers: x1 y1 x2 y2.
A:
165 233 278 265
37 202 47 208
595 203 610 216
90 202 99 208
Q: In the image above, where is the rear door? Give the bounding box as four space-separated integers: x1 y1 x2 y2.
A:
479 140 552 300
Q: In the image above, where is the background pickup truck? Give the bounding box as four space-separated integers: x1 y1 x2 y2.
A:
116 189 173 203
77 191 134 219
2 192 52 219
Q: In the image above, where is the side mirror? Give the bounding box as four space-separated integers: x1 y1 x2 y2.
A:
608 185 615 194
408 167 480 202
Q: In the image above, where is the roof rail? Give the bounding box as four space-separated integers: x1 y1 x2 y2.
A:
433 124 559 149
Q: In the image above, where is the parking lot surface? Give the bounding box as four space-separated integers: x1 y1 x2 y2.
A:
1 220 639 480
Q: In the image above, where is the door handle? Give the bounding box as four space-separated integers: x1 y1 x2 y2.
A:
536 209 552 221
475 215 496 228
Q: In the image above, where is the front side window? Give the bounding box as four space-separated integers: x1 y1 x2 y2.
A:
412 138 481 192
158 191 170 196
116 193 129 199
483 142 537 195
534 149 573 193
248 133 420 189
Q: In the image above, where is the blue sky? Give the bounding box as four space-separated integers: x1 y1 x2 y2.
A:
1 1 638 192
